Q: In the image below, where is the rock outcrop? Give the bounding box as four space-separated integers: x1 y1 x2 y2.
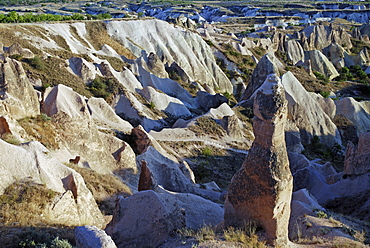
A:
304 50 339 80
335 97 370 135
43 85 136 174
0 140 104 227
106 19 233 93
75 225 117 248
224 74 293 246
240 53 284 100
344 132 370 175
282 71 341 147
0 57 40 119
106 189 223 248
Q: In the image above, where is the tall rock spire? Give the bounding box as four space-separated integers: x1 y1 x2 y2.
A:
224 74 293 247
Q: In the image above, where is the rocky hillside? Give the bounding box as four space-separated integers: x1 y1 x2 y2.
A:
0 18 369 247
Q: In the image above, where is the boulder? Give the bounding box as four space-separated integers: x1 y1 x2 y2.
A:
285 40 304 65
105 190 185 248
136 146 194 193
304 50 339 80
309 92 336 120
75 225 117 248
0 57 40 119
106 189 223 247
6 43 34 59
240 53 284 100
282 71 341 147
146 52 168 78
322 43 346 70
225 74 293 247
138 86 192 118
344 132 370 175
68 57 97 83
335 97 370 135
0 140 104 227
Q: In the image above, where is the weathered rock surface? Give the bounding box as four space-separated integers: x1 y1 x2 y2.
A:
195 91 228 112
138 86 192 118
43 85 136 174
106 19 232 93
344 132 370 175
106 189 223 248
304 50 339 80
6 43 34 59
68 57 98 83
75 225 117 248
335 97 370 135
87 97 133 134
282 71 341 147
225 74 293 246
105 190 184 248
0 140 104 227
241 53 284 100
136 146 194 193
0 57 40 119
285 40 304 65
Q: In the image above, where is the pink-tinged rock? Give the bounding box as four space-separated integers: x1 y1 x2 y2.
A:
225 74 293 247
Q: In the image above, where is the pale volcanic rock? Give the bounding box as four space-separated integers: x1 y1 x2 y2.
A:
87 97 133 134
106 189 223 247
106 19 232 93
6 43 34 59
304 50 339 80
138 86 192 118
225 74 293 247
75 225 117 248
285 40 304 65
0 140 104 227
344 132 370 175
322 43 346 70
282 71 341 147
241 53 284 100
0 57 40 119
68 57 98 83
43 85 136 175
335 97 370 135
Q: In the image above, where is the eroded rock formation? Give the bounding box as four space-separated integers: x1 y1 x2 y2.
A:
224 74 293 246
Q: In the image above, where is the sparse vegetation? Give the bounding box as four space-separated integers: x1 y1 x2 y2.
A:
65 163 132 215
0 181 57 226
88 76 124 103
18 114 59 150
189 117 226 138
302 135 344 167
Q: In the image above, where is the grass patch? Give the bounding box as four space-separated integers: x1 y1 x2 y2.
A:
66 163 132 215
0 181 57 226
18 114 59 150
188 117 226 138
95 54 128 71
85 21 135 59
88 76 124 103
21 56 91 96
1 133 21 145
0 226 75 248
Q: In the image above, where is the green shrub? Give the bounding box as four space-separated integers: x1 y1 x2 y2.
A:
319 91 330 98
26 57 44 70
201 146 213 156
148 101 156 109
316 211 328 219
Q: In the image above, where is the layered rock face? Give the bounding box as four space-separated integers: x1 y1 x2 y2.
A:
224 74 293 246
